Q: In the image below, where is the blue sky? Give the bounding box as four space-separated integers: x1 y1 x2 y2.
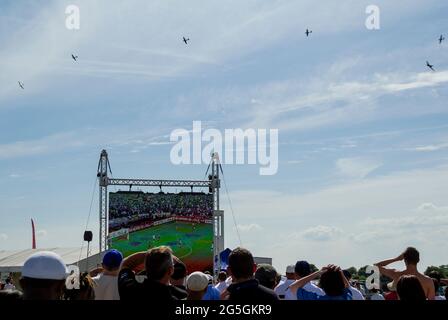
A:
1 0 448 272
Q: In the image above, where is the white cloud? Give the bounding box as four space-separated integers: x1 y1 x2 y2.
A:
0 128 174 160
223 165 448 271
301 225 343 241
36 230 47 237
0 0 377 101
416 202 448 211
0 233 8 241
286 160 303 165
0 132 85 160
235 223 263 232
411 143 448 152
336 157 382 179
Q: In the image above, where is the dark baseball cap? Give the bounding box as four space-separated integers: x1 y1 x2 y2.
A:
102 249 123 269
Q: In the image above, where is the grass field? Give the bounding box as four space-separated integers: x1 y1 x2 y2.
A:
110 221 213 273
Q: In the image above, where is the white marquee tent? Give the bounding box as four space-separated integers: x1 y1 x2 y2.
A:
0 247 103 274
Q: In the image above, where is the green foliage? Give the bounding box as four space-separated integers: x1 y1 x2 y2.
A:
424 265 448 278
346 266 358 278
357 265 369 280
309 264 318 273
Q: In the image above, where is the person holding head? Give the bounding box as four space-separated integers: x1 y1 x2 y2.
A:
225 247 278 302
186 271 209 300
274 265 296 300
396 275 426 301
289 265 352 300
90 249 123 300
374 247 435 300
118 246 178 301
342 269 365 300
20 251 68 300
214 271 229 294
284 261 324 300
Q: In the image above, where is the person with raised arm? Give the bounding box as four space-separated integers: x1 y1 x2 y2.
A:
289 265 352 300
118 246 183 301
374 247 435 300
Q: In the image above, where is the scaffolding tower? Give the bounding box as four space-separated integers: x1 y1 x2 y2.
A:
96 150 224 274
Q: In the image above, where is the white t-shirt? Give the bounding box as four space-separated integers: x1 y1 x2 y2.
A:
214 281 228 293
349 286 365 300
92 274 120 300
274 279 295 299
370 293 385 300
435 295 446 301
285 281 325 300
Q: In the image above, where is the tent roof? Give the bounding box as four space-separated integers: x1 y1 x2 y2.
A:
0 247 102 273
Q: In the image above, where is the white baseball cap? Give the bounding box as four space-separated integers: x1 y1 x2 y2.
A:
286 265 295 274
22 251 68 280
186 272 209 291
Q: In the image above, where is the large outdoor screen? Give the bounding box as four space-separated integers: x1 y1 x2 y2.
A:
108 191 214 273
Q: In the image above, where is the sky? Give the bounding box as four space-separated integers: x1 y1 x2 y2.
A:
1 0 448 273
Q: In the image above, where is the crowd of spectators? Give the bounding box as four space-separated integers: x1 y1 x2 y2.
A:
0 246 447 302
109 192 213 230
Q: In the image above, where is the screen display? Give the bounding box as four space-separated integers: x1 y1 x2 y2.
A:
108 191 214 273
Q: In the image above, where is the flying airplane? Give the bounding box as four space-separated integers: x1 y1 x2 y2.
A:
183 37 190 45
72 54 78 61
18 81 24 89
305 29 312 37
426 61 435 71
439 35 445 44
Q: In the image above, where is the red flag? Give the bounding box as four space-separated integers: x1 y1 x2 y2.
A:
31 219 36 249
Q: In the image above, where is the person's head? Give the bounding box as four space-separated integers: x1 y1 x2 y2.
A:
285 265 296 280
396 275 426 301
218 271 227 282
403 247 420 267
319 269 346 297
102 249 123 274
228 247 256 281
255 264 278 289
186 271 209 300
294 261 311 278
63 272 95 300
20 251 67 300
171 259 187 287
145 246 174 283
